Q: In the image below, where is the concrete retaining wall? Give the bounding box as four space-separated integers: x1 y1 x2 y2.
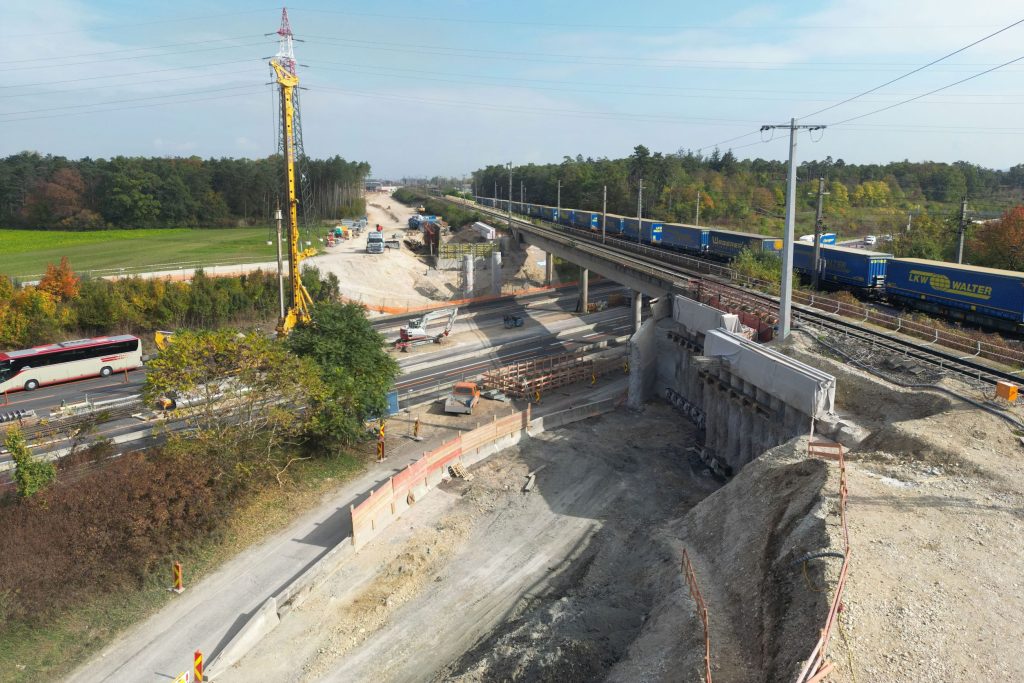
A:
655 295 837 476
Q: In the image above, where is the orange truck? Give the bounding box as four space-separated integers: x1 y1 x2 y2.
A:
444 381 480 415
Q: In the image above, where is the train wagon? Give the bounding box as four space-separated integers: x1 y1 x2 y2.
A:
603 213 626 236
793 242 892 288
885 259 1024 330
706 229 783 259
661 223 708 254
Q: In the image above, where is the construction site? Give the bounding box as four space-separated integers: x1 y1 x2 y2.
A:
35 9 1024 683
201 18 1024 679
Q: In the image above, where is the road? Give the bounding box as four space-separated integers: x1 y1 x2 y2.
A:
2 287 631 485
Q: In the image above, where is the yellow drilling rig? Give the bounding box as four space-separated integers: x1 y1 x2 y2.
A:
271 8 317 336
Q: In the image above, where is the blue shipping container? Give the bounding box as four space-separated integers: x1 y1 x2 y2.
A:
661 223 708 253
886 259 1024 323
707 229 782 259
793 243 891 288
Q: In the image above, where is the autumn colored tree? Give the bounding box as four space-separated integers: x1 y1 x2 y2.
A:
969 206 1024 270
37 256 80 301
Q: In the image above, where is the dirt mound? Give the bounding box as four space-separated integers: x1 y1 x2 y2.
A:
644 438 836 682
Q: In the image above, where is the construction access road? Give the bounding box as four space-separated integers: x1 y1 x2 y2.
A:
64 376 630 683
220 401 719 682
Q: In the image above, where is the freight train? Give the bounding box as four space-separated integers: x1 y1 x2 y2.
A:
476 196 1024 333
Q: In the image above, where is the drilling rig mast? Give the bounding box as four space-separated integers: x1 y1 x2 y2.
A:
271 8 314 335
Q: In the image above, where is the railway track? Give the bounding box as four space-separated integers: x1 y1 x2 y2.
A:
459 198 1022 389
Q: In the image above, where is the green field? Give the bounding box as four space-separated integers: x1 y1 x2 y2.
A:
0 228 279 279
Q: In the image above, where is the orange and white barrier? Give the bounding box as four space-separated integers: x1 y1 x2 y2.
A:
351 408 531 548
169 561 184 594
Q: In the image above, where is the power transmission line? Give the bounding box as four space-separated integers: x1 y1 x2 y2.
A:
0 58 263 90
801 17 1024 118
7 35 266 64
288 8 1005 32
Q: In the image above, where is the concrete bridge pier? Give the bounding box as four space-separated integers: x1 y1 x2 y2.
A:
545 253 554 286
463 254 474 296
632 292 642 333
580 267 589 313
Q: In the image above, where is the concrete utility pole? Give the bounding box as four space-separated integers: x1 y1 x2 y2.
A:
695 190 701 226
957 196 969 264
507 161 513 232
557 179 561 218
761 118 826 339
810 176 829 291
602 185 607 244
906 212 913 233
493 181 497 201
274 204 285 320
637 178 644 244
520 180 524 203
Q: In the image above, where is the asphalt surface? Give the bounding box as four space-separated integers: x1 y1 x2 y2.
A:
2 284 629 468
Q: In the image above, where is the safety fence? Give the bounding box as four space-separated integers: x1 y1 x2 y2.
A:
796 437 851 683
351 408 531 548
482 351 626 399
682 549 713 683
793 290 1024 369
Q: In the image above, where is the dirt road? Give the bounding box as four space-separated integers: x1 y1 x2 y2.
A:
221 404 720 682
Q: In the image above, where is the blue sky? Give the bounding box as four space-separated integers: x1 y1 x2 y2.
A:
2 1 1022 177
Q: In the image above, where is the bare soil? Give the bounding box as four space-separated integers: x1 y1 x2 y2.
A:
221 404 720 682
784 333 1024 682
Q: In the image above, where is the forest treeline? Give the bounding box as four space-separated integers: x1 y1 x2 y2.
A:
0 152 370 230
0 257 341 348
471 146 1024 266
474 147 1024 226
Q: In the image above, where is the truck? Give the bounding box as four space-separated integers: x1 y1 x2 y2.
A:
444 381 480 415
366 230 385 254
393 307 458 351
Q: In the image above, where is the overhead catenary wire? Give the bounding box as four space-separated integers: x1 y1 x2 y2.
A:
801 17 1024 118
829 53 1024 127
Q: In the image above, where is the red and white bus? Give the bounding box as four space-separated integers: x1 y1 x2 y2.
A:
0 335 143 393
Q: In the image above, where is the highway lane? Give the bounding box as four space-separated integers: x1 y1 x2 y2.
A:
5 303 631 466
2 369 146 416
2 284 618 418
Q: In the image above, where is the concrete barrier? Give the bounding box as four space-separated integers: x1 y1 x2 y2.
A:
526 395 623 436
206 597 279 680
351 410 531 549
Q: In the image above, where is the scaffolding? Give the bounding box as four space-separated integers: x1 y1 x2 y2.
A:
482 351 623 398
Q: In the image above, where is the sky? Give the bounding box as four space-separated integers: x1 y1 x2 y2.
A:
2 0 1023 178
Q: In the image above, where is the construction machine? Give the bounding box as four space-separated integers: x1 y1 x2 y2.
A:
155 330 175 350
444 381 480 415
393 307 458 351
269 12 316 336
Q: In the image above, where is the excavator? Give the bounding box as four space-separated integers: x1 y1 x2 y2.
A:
393 307 458 351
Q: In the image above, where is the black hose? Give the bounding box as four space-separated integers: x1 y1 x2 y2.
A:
790 550 846 566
